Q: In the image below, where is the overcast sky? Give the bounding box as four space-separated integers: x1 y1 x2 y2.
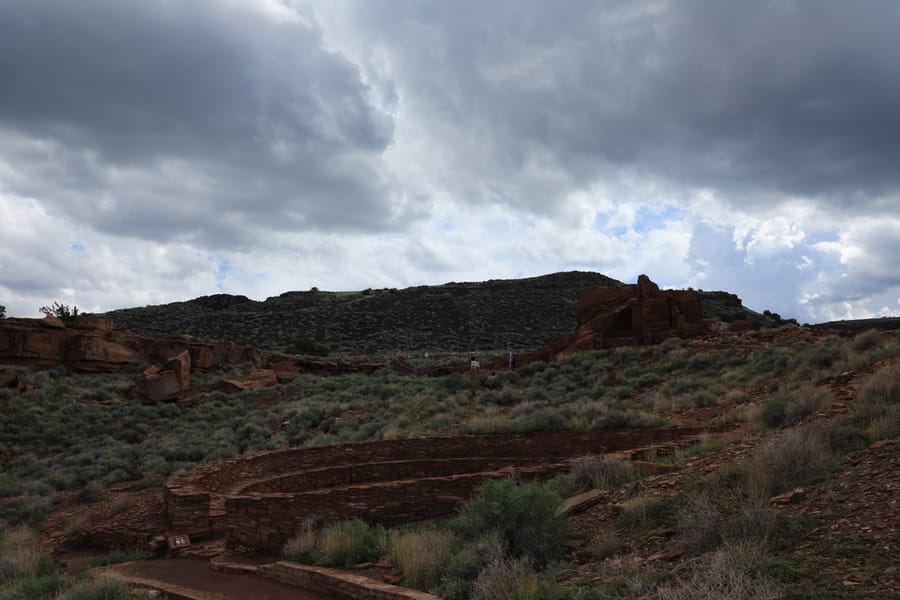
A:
2 0 899 323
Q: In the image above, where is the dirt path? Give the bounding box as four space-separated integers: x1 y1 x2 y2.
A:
97 558 331 600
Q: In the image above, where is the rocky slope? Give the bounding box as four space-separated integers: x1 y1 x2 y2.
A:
99 271 775 354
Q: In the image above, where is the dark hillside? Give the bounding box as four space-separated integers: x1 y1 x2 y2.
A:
811 316 900 332
100 272 769 354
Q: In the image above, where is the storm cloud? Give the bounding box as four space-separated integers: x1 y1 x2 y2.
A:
1 0 898 322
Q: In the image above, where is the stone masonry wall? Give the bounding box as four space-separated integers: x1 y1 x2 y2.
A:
163 428 723 553
225 464 571 555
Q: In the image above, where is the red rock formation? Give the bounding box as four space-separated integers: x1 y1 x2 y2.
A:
129 351 193 404
534 274 708 360
0 316 263 373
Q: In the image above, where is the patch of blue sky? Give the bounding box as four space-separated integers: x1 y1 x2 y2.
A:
209 256 232 290
70 241 85 252
632 204 689 233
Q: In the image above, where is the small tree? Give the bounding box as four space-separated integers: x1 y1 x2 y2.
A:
39 301 79 321
0 304 6 319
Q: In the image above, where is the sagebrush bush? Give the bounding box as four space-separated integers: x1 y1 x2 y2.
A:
456 477 568 568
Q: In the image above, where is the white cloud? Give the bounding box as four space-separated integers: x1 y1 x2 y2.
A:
1 1 899 326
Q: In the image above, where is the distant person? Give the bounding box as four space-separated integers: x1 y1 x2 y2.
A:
470 356 480 371
509 350 516 369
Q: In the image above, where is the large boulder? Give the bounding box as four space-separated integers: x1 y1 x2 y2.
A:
130 351 192 404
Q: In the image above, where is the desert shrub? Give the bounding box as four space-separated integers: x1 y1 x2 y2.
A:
611 347 640 366
570 455 633 491
63 579 143 600
617 494 683 531
389 529 456 589
517 360 548 377
460 414 518 434
749 429 833 496
633 372 661 389
0 526 56 584
676 492 722 552
472 556 540 600
0 572 66 600
745 347 789 378
802 335 845 371
456 477 568 568
513 407 569 432
785 385 831 422
687 352 718 371
759 391 792 428
587 530 625 560
434 535 504 600
850 330 883 353
655 349 690 373
658 542 782 600
0 495 54 527
665 377 705 397
0 474 22 498
75 482 105 504
283 518 319 562
856 365 900 417
683 389 717 408
593 409 666 429
314 518 383 568
659 337 685 354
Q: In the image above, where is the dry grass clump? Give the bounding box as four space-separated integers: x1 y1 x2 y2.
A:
750 428 832 495
570 455 634 491
855 365 900 441
617 494 682 531
283 518 383 568
283 518 319 562
0 526 45 582
388 529 456 589
657 542 783 600
472 556 541 600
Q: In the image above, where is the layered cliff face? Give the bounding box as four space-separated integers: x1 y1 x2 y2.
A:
0 315 264 373
533 275 709 361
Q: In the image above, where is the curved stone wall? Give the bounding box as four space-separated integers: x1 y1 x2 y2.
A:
164 428 719 555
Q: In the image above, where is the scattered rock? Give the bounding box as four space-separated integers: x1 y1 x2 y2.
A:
770 488 807 505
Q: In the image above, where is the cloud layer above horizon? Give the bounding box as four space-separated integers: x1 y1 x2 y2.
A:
2 0 899 323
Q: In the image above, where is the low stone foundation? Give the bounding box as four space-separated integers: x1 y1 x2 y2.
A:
164 428 722 555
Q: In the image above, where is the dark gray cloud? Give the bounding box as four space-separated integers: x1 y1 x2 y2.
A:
0 0 403 247
337 0 900 212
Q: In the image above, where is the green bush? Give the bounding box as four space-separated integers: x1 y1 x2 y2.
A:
314 519 382 568
760 391 792 428
456 477 568 568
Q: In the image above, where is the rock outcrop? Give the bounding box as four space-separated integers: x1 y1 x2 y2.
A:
0 316 263 373
129 351 192 404
532 274 708 360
